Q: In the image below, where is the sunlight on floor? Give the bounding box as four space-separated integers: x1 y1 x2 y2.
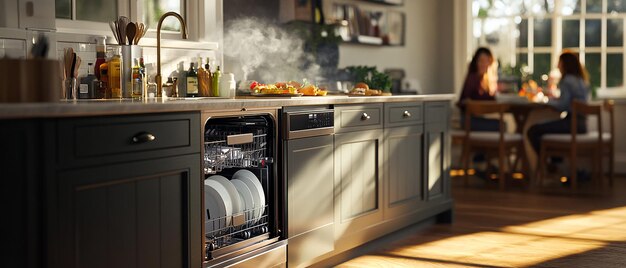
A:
337 206 626 267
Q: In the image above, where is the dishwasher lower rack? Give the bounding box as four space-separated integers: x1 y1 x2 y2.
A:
205 205 270 260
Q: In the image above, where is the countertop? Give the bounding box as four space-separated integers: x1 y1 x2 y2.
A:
0 94 456 119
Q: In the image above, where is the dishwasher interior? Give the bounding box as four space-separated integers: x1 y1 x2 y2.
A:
202 113 283 265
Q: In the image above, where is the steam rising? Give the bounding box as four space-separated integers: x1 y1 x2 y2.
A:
224 18 320 83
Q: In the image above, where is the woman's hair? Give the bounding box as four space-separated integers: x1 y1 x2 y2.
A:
559 52 589 83
468 47 493 74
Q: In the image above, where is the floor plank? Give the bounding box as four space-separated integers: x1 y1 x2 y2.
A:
336 175 626 267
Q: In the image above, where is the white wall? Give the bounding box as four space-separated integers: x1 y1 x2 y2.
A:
337 0 455 94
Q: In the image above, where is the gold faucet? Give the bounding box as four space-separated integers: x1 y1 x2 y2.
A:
156 12 188 96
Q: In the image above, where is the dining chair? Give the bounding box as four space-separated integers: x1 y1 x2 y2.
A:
536 100 614 189
461 101 524 190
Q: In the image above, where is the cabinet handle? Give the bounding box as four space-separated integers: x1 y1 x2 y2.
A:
403 111 412 118
132 132 156 144
361 113 371 120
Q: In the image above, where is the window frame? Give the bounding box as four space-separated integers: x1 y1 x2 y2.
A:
55 0 200 43
468 0 626 97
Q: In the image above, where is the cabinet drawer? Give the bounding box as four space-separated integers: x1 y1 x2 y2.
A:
424 101 450 124
334 104 383 133
58 112 200 167
384 102 423 127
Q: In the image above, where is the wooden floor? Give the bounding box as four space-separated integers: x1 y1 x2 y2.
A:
336 175 626 267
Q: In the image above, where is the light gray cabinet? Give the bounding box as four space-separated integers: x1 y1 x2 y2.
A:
286 135 335 268
383 102 425 220
383 125 424 220
333 128 384 247
424 102 451 202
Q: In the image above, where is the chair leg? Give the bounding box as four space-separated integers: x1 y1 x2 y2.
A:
537 144 546 188
462 144 470 187
570 150 577 190
609 150 614 187
499 147 505 190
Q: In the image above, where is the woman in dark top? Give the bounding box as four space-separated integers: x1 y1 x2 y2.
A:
458 47 499 131
527 51 589 154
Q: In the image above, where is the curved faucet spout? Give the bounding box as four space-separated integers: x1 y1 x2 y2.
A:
156 12 188 96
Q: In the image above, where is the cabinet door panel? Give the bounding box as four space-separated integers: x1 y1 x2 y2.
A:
0 120 41 268
384 126 424 220
56 154 201 268
334 129 383 240
425 122 449 202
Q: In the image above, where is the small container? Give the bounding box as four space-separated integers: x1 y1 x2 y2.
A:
146 82 157 98
162 77 174 97
221 73 236 98
64 77 78 100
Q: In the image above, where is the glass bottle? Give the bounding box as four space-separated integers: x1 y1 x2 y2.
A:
79 63 97 99
109 48 122 98
197 58 207 96
211 66 221 97
131 58 143 98
186 62 199 97
204 57 213 96
94 36 106 80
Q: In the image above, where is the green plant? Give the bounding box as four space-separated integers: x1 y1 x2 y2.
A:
346 65 392 92
285 21 342 55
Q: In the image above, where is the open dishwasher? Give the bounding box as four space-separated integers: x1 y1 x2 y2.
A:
201 109 286 267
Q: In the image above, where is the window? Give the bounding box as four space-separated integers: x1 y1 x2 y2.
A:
472 0 626 96
55 0 187 37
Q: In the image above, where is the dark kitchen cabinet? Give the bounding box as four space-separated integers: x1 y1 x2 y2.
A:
0 120 42 268
1 112 203 268
52 154 202 268
47 112 202 268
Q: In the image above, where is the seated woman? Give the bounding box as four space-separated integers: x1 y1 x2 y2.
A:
457 47 500 131
527 51 589 155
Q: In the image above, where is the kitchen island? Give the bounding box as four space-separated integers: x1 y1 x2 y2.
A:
1 94 454 268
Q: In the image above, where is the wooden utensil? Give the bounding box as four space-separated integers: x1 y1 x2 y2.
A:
126 22 136 45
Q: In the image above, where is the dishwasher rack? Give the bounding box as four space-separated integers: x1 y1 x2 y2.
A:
204 120 272 174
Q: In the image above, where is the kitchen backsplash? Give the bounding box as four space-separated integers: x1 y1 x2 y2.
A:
1 36 218 82
55 40 219 81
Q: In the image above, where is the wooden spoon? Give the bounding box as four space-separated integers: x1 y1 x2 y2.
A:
126 22 136 45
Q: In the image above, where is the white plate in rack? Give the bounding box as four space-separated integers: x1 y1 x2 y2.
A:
231 178 255 222
204 179 233 227
208 175 243 215
232 169 265 223
204 182 227 233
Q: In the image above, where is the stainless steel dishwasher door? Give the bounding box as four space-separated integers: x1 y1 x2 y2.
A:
282 107 335 267
285 134 335 268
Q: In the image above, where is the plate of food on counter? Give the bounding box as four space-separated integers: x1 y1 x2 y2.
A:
348 82 392 96
248 80 328 97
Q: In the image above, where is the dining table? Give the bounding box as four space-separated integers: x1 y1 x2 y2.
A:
496 95 562 177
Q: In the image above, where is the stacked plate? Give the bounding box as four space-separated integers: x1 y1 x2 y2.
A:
204 170 266 233
232 169 266 224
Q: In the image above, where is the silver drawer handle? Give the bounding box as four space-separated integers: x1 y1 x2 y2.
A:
403 111 412 118
361 113 371 120
132 132 156 144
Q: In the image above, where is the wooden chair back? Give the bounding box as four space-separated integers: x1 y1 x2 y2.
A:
463 101 509 134
571 100 602 145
